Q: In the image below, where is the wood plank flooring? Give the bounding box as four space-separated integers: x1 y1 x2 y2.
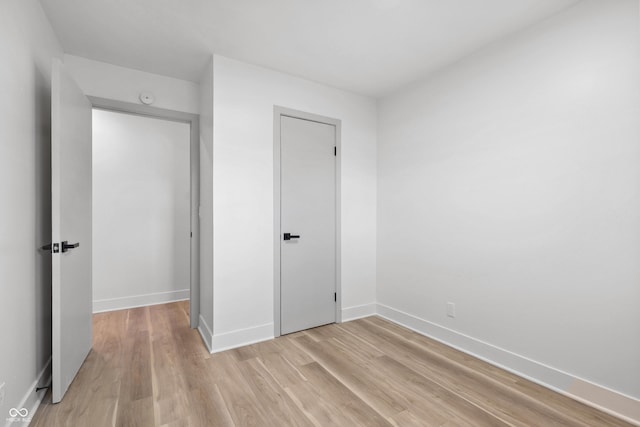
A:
31 301 631 426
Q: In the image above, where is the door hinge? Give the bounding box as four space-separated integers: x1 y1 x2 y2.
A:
190 231 193 238
334 146 337 156
334 292 337 302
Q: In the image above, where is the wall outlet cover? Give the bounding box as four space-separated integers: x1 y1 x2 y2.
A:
446 302 456 318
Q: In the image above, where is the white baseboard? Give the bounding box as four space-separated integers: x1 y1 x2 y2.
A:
3 357 51 427
566 379 640 426
376 303 640 426
341 303 377 322
211 323 273 353
93 289 189 313
197 314 214 353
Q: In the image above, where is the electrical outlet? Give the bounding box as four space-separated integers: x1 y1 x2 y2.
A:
446 302 456 318
0 382 5 406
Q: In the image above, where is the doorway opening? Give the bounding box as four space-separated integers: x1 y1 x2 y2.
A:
90 98 200 329
273 106 342 337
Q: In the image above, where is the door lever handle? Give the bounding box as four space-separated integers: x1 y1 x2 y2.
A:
61 241 80 253
283 233 300 241
41 243 60 253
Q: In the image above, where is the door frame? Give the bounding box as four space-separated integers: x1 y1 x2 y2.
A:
88 96 201 329
273 106 342 337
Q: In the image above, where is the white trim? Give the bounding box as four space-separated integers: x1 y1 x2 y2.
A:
376 303 574 387
2 358 51 427
341 303 377 322
92 289 189 313
212 323 274 353
197 314 214 353
376 303 640 426
566 380 640 425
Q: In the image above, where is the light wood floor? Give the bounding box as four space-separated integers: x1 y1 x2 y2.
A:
32 301 630 426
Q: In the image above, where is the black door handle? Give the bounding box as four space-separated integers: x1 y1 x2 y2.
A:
283 233 300 241
61 241 80 253
41 243 60 253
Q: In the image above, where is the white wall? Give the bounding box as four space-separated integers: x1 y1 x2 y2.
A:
212 55 377 349
198 57 215 350
0 0 62 422
92 110 191 312
64 54 200 115
377 0 640 417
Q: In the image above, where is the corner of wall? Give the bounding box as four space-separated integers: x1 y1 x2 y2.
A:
342 303 377 322
197 53 214 337
197 315 214 354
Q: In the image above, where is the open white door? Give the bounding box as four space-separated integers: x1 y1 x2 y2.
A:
51 58 93 403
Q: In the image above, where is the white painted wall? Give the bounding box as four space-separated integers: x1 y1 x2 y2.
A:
92 110 191 312
64 54 200 114
0 0 62 421
198 57 215 350
378 0 640 405
212 55 377 348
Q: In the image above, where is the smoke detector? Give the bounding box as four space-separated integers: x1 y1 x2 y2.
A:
139 92 155 105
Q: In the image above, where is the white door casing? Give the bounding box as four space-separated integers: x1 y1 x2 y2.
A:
279 114 337 335
51 58 93 403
